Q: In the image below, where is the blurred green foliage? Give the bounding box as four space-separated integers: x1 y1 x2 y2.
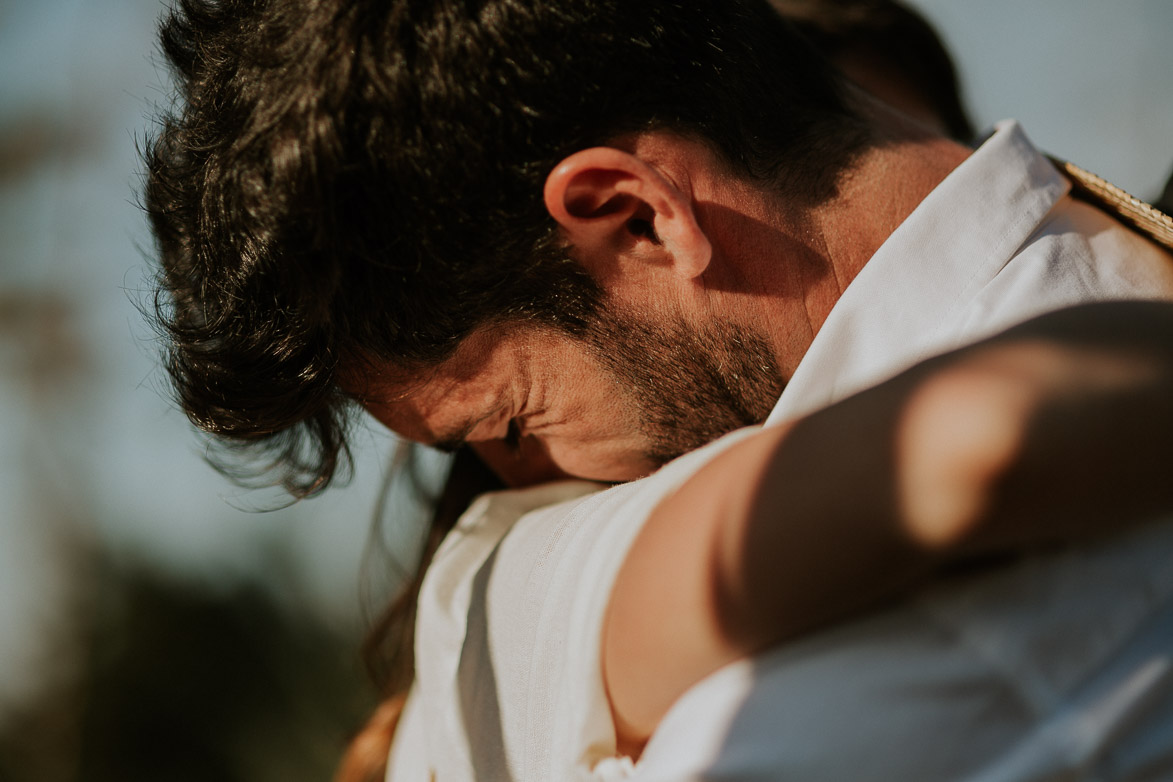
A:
0 553 374 782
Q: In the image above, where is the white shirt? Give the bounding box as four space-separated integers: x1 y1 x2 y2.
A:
387 122 1173 782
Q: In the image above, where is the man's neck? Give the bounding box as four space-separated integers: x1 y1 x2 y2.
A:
709 105 973 380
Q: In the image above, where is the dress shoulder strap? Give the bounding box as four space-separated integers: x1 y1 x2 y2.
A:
1048 155 1173 252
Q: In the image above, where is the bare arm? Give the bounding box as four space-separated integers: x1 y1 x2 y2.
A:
604 301 1173 748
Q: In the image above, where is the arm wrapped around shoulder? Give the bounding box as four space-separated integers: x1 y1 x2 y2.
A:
604 300 1173 748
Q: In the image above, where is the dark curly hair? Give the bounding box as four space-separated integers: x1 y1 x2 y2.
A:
145 0 870 496
770 0 975 141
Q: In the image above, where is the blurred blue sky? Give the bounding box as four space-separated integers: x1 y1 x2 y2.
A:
1 0 1171 714
910 0 1173 199
0 0 403 711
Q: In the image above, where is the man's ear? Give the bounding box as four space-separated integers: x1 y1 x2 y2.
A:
543 147 711 279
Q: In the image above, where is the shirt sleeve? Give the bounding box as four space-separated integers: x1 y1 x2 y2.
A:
462 427 763 782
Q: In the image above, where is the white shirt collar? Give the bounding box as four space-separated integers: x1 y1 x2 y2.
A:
766 120 1070 424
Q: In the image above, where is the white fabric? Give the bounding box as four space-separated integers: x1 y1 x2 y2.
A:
637 518 1173 782
390 431 763 782
769 120 1173 423
386 121 1173 782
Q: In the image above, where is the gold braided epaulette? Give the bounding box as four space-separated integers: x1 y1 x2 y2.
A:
1048 155 1173 253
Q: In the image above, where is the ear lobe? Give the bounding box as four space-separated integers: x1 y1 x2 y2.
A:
544 147 712 279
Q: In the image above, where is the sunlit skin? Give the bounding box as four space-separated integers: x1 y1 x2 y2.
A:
605 303 1173 749
359 324 661 484
360 104 970 484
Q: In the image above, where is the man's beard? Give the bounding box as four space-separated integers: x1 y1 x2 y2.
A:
584 306 786 468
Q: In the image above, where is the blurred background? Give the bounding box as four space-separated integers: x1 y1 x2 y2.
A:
1 1 1170 780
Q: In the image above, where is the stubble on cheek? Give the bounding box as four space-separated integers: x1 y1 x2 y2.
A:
583 309 785 467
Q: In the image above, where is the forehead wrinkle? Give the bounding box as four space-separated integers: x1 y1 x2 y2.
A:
353 322 544 448
383 346 517 447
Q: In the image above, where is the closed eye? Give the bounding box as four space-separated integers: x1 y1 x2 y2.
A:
503 418 523 453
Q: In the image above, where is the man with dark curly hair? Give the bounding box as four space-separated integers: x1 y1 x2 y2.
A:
145 1 1173 779
144 0 886 492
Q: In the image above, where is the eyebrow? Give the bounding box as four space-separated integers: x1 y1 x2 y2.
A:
428 407 499 454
